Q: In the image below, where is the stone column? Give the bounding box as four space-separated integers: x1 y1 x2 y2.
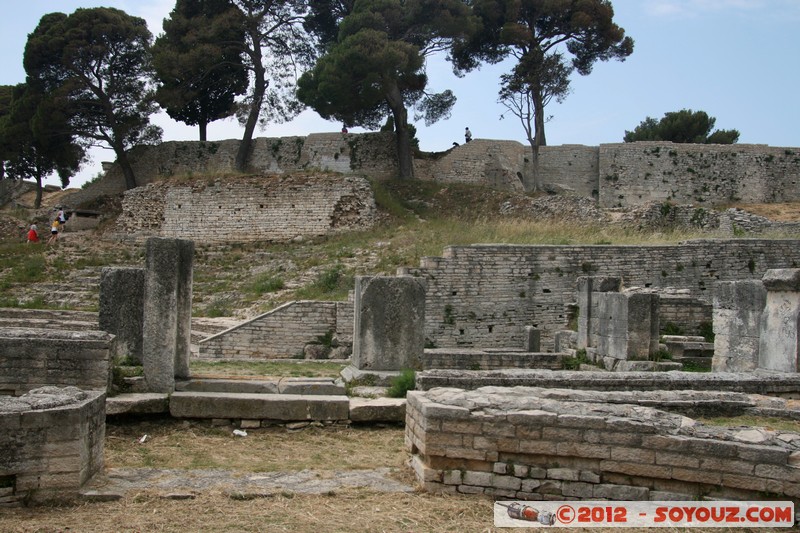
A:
596 291 659 361
712 281 766 372
524 326 541 352
99 267 145 364
576 276 622 349
759 269 800 373
352 276 426 371
142 237 194 393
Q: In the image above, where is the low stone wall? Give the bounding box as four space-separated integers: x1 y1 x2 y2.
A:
0 387 105 504
198 301 353 359
116 174 378 243
0 329 112 395
421 349 563 370
415 369 800 395
407 387 800 502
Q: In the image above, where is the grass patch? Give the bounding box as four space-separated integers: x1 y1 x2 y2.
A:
105 418 405 473
698 415 800 433
562 348 590 370
190 360 346 378
246 273 285 296
386 369 415 398
294 264 354 301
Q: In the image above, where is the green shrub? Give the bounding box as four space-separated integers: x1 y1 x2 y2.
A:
387 369 415 398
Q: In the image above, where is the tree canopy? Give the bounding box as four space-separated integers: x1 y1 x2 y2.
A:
0 84 84 207
153 0 248 141
297 0 476 179
230 0 314 172
452 0 633 190
24 8 162 190
624 109 740 144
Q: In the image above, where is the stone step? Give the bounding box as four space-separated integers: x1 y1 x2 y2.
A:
175 378 346 396
169 391 350 422
107 392 405 424
422 348 564 370
0 317 99 331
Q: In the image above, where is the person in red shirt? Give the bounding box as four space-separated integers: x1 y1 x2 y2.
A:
26 224 39 244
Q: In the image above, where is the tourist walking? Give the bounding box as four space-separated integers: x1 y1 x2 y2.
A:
465 127 472 143
26 224 39 244
47 219 59 245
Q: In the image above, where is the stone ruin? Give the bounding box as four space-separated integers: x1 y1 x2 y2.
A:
0 387 105 505
8 229 800 512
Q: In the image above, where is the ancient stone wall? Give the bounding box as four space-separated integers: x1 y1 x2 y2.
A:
116 174 378 243
199 301 353 359
407 387 800 503
65 133 398 207
0 329 113 395
0 387 105 504
65 134 800 210
403 240 800 351
599 143 800 208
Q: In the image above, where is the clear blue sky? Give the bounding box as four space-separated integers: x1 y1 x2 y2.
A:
1 0 799 188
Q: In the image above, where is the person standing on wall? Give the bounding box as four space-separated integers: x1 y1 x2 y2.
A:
465 127 472 143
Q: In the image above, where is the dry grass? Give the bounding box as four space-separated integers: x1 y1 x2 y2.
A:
105 418 406 472
728 202 800 222
189 360 346 379
1 418 788 532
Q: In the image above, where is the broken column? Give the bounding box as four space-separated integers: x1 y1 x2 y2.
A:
759 269 800 373
712 280 767 372
350 276 426 375
595 290 660 361
577 276 622 349
99 267 145 364
143 237 194 393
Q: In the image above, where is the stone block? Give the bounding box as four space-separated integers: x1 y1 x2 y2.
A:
593 484 649 501
712 281 766 372
169 392 349 421
462 471 492 486
349 397 405 423
99 267 145 364
352 276 426 371
492 475 521 491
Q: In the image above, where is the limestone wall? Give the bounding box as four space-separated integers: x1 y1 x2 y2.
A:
199 300 353 359
404 240 800 351
65 133 398 207
407 387 800 503
0 329 113 395
0 387 105 503
116 174 378 243
599 143 800 207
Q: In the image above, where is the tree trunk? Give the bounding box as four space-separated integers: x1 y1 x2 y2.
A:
529 88 547 192
114 144 137 190
235 35 266 173
386 85 414 179
199 120 208 142
34 175 42 209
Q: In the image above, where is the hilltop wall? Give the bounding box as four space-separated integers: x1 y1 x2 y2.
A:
64 132 800 210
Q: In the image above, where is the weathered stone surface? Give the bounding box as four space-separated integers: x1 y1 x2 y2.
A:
352 276 426 372
407 386 800 503
169 392 349 421
1 387 105 504
349 397 406 423
106 393 169 416
0 329 113 395
143 237 193 393
759 269 800 372
99 267 144 364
